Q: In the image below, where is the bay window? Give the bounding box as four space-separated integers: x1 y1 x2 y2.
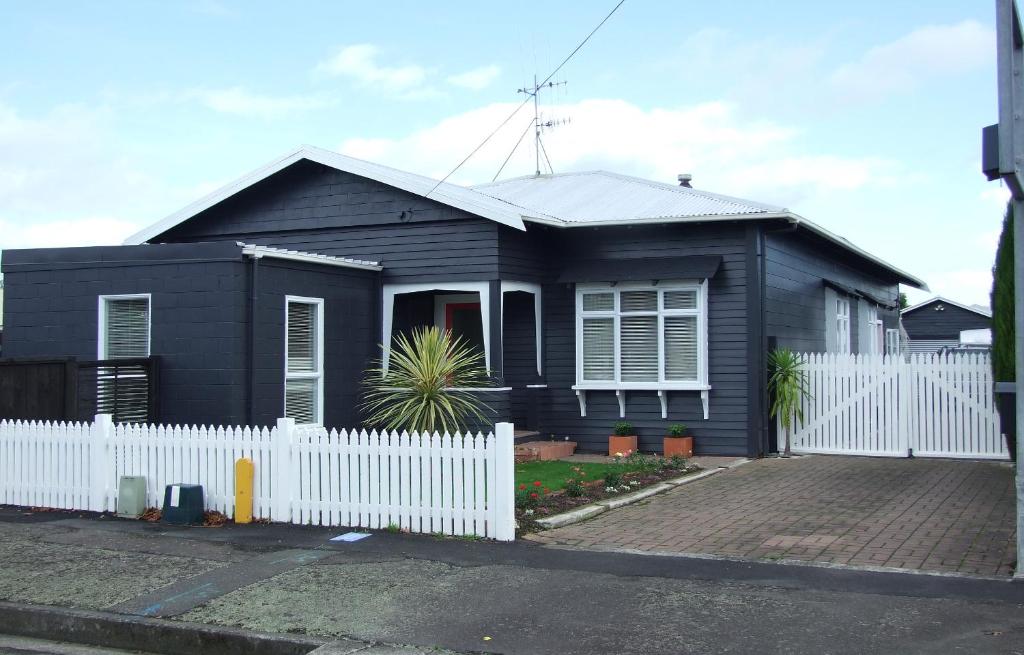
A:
575 282 707 388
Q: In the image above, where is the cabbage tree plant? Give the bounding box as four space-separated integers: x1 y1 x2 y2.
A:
361 326 492 434
768 348 809 458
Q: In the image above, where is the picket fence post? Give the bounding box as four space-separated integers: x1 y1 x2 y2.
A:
493 422 515 542
89 414 113 512
272 417 295 523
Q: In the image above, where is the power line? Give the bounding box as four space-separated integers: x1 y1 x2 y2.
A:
492 116 537 182
426 0 627 196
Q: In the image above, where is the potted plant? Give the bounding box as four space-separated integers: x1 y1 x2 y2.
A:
663 423 693 458
609 421 637 456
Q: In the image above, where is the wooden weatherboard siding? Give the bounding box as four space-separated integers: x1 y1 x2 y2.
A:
157 159 501 284
901 301 990 340
532 223 753 456
764 229 900 354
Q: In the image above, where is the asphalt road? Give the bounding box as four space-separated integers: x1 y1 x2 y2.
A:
1 508 1023 654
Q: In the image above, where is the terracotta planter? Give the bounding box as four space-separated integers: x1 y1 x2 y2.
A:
663 436 693 458
609 435 638 456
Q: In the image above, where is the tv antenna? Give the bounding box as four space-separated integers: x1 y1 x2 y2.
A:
517 75 570 175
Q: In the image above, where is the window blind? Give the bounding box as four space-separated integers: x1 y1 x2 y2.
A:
287 302 316 373
582 317 614 380
105 298 150 359
285 299 321 424
620 316 658 381
285 378 316 425
664 316 698 380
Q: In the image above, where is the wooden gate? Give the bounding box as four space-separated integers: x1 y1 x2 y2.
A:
785 353 1007 460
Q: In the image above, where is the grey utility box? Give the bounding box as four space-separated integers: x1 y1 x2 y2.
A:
116 476 147 518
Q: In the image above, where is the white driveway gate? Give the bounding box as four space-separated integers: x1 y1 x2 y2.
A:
785 353 1008 460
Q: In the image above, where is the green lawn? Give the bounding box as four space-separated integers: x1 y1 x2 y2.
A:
514 460 624 492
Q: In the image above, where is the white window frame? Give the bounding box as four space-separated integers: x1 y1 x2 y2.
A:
284 295 325 426
97 294 152 359
885 328 901 355
866 306 884 355
835 297 851 354
573 280 709 391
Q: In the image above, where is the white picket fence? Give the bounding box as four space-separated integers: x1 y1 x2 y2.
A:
0 416 516 540
785 353 1007 460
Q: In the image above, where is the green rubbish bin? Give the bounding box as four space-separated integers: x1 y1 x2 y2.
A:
162 484 205 525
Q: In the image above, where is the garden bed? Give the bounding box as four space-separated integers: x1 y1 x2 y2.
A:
515 453 701 533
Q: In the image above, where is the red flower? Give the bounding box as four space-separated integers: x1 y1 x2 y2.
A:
519 484 527 490
530 492 539 499
533 480 542 487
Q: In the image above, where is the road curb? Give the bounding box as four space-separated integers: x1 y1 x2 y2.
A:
535 460 751 530
0 600 334 655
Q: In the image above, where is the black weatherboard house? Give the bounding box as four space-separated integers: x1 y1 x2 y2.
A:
0 146 927 456
900 296 992 353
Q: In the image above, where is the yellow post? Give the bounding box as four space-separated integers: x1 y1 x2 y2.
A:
234 458 254 524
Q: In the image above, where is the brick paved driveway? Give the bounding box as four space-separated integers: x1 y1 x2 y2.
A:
529 456 1017 576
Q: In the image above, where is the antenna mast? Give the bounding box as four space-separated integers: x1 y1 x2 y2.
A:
517 75 569 176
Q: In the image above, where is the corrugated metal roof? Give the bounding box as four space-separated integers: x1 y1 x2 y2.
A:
473 171 783 223
239 243 382 271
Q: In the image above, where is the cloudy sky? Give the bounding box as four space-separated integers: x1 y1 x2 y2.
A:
0 1 1003 305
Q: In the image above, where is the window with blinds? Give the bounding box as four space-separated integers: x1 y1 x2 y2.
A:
102 296 150 358
285 298 323 425
577 283 705 386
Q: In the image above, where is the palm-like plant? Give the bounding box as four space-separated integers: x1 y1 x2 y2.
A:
768 348 810 458
361 326 492 434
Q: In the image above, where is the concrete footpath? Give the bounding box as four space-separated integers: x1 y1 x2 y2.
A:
1 508 1023 654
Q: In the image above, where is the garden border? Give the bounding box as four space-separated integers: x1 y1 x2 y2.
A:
534 458 752 529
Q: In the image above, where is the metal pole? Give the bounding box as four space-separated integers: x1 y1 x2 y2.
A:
1014 197 1024 578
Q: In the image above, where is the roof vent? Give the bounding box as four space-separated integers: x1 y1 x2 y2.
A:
677 173 693 188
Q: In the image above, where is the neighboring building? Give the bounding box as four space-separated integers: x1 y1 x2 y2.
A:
0 277 4 356
901 296 991 354
0 145 926 456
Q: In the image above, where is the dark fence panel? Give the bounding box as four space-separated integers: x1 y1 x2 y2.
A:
0 357 159 424
0 359 77 421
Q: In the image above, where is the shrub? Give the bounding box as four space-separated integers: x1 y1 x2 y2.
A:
361 326 491 434
603 469 624 488
667 423 687 437
565 466 588 497
992 201 1015 383
612 421 634 436
624 450 662 474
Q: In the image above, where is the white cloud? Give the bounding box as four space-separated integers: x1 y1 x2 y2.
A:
831 20 993 102
447 65 501 90
314 44 429 92
340 98 895 208
905 268 994 307
0 216 140 250
191 87 332 118
0 102 207 251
